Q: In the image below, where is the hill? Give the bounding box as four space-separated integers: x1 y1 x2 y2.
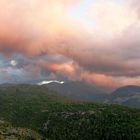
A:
0 84 140 140
110 85 140 107
45 82 140 107
46 81 108 102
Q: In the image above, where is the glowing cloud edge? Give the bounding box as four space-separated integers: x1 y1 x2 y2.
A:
37 80 65 86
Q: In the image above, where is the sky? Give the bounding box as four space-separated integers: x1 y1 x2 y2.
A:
0 0 140 89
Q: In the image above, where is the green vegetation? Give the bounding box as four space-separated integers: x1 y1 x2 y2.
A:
0 120 43 140
0 84 140 140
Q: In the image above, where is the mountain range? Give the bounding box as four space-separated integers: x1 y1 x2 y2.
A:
43 81 140 108
0 81 140 108
46 81 108 102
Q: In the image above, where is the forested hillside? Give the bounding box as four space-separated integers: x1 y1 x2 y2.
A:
0 84 140 140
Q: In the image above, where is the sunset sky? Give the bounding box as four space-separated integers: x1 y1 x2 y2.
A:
0 0 140 89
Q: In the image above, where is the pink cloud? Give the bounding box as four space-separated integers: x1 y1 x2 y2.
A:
0 0 140 89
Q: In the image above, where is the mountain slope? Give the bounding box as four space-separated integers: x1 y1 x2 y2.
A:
46 81 108 102
110 85 140 107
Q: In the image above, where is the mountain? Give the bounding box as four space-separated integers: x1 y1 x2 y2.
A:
41 81 140 107
45 81 109 102
0 84 140 139
1 82 140 108
110 85 140 108
0 83 15 87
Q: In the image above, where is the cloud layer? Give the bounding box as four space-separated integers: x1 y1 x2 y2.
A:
0 0 140 89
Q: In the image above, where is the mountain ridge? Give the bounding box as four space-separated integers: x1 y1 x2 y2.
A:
0 82 140 107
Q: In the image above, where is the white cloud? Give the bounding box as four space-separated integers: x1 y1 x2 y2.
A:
10 60 18 66
37 80 65 85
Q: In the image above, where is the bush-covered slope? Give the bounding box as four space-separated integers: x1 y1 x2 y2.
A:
0 84 140 140
0 120 43 140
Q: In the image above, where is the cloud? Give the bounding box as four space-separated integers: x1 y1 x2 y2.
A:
37 80 64 86
88 0 138 34
0 0 140 89
129 0 140 17
10 60 17 66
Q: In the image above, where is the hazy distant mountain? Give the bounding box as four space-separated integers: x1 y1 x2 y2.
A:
110 85 140 107
45 81 109 102
0 83 15 87
0 82 140 107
